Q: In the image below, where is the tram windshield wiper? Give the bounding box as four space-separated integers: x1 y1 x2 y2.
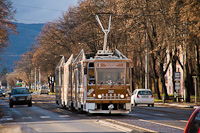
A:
111 77 120 88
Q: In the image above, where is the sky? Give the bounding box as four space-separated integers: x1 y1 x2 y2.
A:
11 0 79 24
0 0 79 73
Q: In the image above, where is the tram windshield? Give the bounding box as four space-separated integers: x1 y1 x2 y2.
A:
97 68 125 85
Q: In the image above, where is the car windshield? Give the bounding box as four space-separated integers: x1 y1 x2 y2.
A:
96 68 125 85
12 88 29 94
138 90 152 95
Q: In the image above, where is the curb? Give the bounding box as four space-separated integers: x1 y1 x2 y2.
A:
97 119 156 133
155 103 200 109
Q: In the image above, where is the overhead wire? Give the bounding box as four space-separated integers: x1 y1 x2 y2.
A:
13 4 63 12
13 3 66 23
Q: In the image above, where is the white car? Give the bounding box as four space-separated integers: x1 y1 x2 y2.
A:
131 89 154 107
40 86 49 95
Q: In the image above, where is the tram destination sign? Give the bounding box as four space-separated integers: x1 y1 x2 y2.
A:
96 62 125 68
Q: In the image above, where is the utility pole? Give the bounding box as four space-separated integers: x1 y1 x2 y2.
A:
39 67 41 90
35 67 37 91
145 31 149 89
145 0 149 89
183 21 187 101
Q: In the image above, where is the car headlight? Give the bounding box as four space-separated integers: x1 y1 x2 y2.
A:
11 96 16 101
3 93 5 95
27 95 32 100
120 94 124 99
98 94 102 99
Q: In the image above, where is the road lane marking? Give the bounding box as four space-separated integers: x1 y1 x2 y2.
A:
154 113 166 116
59 115 69 118
180 120 188 123
40 116 51 119
139 119 185 130
22 117 32 120
1 116 13 121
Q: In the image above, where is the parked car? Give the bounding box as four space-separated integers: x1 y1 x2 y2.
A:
40 86 49 95
184 107 200 133
0 89 6 97
9 87 32 108
131 89 154 107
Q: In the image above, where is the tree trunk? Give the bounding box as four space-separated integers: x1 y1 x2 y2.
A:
172 55 177 94
152 55 161 99
195 44 200 102
185 61 191 102
155 76 161 99
160 62 169 100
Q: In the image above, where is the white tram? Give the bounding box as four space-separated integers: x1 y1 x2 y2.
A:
55 15 132 114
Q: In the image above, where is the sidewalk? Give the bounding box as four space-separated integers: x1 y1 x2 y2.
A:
155 101 200 109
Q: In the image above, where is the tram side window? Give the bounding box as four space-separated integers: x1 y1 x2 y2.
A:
126 63 130 84
55 69 59 86
68 66 71 86
60 67 63 86
78 64 82 85
73 66 76 86
88 63 95 85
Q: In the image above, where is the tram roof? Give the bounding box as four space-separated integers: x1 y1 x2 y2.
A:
74 49 129 62
56 49 130 68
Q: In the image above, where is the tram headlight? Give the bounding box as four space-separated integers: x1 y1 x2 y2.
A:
93 94 96 97
120 94 124 99
98 94 102 99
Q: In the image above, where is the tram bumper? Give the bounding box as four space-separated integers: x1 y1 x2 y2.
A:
88 109 130 114
86 103 131 114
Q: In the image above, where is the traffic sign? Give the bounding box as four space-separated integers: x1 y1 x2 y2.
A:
175 82 180 90
174 72 180 91
174 72 180 81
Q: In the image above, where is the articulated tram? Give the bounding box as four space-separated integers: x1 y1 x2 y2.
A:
55 15 132 114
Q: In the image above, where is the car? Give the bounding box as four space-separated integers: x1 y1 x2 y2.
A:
0 89 6 97
131 89 154 107
9 87 32 108
184 107 200 133
40 86 49 95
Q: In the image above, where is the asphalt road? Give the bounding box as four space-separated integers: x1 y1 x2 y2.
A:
0 93 195 133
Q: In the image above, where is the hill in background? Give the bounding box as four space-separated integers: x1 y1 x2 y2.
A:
0 23 44 73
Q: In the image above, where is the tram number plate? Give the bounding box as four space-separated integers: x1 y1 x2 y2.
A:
108 90 114 93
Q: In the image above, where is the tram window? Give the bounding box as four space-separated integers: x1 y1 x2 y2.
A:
89 69 95 78
55 69 59 85
97 68 125 85
68 66 71 86
84 68 87 75
126 64 130 84
89 80 95 84
60 68 63 86
88 62 95 85
78 64 82 85
89 63 94 67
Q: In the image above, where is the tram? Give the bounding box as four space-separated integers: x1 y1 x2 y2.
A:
55 15 132 114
